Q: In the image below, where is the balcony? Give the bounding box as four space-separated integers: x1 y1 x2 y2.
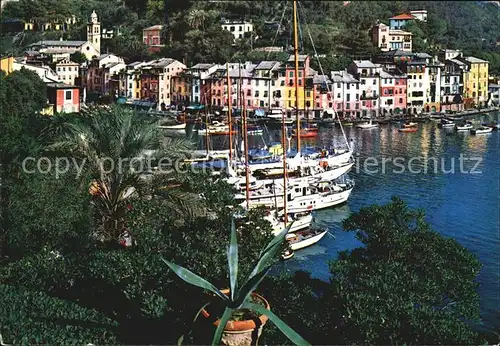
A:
360 94 378 100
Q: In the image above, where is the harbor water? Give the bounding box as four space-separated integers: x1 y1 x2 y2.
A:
191 112 500 331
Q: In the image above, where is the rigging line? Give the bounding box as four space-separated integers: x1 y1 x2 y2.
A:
297 1 351 152
267 0 288 60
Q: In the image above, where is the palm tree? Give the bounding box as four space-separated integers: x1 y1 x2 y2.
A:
186 9 209 30
46 106 192 243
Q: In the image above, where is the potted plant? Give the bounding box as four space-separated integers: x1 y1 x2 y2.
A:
163 218 310 346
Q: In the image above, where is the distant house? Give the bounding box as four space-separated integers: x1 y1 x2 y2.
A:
389 13 416 30
221 19 253 42
372 23 413 52
46 83 80 114
54 59 79 85
142 25 164 52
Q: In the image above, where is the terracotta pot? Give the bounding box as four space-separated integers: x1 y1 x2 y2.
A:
202 289 270 346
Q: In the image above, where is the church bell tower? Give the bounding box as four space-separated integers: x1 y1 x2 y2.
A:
87 10 101 54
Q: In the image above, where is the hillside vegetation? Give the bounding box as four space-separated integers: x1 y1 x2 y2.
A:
2 0 499 73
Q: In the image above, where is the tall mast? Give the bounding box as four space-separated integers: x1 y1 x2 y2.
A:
293 0 301 153
243 95 250 209
226 63 233 161
204 89 210 155
281 108 288 224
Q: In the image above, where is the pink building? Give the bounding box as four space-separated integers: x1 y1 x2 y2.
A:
393 74 407 113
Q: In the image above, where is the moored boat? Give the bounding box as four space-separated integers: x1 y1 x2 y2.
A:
285 228 328 251
402 122 417 128
439 118 455 128
281 248 294 260
356 119 378 129
398 127 417 133
471 126 493 135
455 122 473 131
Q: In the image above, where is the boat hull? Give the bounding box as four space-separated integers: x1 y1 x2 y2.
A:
288 230 328 251
287 185 353 213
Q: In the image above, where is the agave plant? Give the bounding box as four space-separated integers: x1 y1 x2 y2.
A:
163 218 310 345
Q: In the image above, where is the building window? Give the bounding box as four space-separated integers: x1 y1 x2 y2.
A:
399 98 403 103
230 26 235 32
288 90 292 98
337 82 341 88
373 79 376 85
337 93 341 98
289 71 294 78
346 84 350 90
65 90 72 100
264 91 268 97
361 79 366 85
346 94 350 101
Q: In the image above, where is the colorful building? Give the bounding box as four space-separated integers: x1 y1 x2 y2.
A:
372 23 413 52
425 59 443 112
46 83 80 114
389 13 416 30
459 56 489 108
283 55 314 114
142 25 164 53
171 72 191 107
0 55 14 75
405 61 429 114
139 58 186 109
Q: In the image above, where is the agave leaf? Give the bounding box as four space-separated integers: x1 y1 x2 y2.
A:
162 258 229 301
234 266 271 307
247 224 290 281
245 302 311 345
212 307 234 346
228 217 238 301
177 302 211 346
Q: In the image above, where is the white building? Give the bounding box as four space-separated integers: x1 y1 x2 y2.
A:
221 19 253 42
250 61 281 109
488 84 500 106
406 61 429 114
13 61 58 82
409 10 428 22
331 70 361 118
55 59 79 85
348 61 382 117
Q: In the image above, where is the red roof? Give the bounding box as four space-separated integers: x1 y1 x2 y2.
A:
390 13 416 20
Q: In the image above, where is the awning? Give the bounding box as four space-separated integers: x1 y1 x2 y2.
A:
187 104 205 110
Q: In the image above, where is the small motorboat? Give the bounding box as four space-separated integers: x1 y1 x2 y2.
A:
285 228 328 251
482 122 499 131
199 121 237 136
439 118 455 128
455 122 473 131
281 249 294 260
356 119 378 129
402 122 417 128
398 127 417 133
159 122 186 130
471 126 493 135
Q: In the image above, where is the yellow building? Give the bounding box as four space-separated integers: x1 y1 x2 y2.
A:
171 73 190 105
461 56 489 108
0 56 14 75
283 55 314 113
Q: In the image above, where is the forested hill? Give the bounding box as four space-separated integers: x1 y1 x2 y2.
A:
2 0 499 73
